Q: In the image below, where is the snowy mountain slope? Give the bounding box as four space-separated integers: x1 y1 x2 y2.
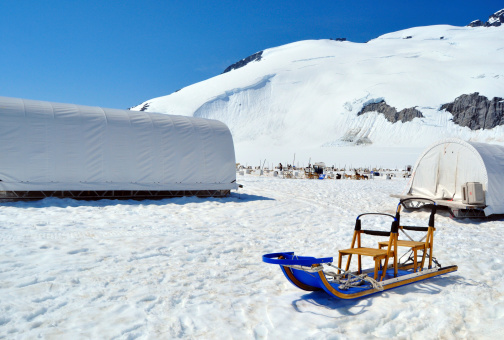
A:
132 23 504 166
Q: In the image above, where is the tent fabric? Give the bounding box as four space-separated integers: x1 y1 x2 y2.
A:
407 138 504 215
0 96 237 192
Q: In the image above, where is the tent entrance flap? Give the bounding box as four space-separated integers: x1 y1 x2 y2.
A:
435 143 461 199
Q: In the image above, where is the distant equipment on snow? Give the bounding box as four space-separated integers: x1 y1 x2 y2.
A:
393 138 504 217
0 96 237 200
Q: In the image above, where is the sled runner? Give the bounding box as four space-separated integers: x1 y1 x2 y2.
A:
263 198 458 299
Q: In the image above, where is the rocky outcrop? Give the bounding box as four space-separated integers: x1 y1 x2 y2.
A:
357 100 424 123
128 102 150 111
467 8 504 27
138 103 150 111
468 20 484 27
440 93 504 130
222 51 263 74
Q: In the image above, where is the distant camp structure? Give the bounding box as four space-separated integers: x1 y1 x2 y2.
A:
393 138 504 217
236 163 404 180
0 96 237 200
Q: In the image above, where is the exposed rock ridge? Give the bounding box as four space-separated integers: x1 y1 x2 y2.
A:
222 51 263 74
128 102 150 111
139 103 150 111
467 8 504 27
441 93 504 130
357 100 424 123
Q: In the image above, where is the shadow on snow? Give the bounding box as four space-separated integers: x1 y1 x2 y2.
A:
0 192 274 209
290 274 466 316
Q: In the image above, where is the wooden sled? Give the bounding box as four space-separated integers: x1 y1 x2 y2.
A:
262 198 458 299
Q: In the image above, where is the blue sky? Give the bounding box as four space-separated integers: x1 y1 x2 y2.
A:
0 1 501 109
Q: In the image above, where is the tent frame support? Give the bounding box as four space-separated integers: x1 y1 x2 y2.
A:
0 189 231 200
449 208 486 218
390 194 486 218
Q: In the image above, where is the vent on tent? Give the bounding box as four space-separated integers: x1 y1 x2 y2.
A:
462 182 485 204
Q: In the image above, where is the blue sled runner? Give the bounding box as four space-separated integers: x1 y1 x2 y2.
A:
263 252 457 299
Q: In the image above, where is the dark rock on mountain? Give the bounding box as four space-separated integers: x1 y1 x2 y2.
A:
330 38 346 42
468 19 484 27
467 8 504 27
488 8 504 26
139 103 150 111
440 93 504 130
358 100 424 123
222 51 263 74
128 102 150 111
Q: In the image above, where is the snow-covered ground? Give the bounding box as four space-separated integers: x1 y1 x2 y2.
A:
1 175 503 339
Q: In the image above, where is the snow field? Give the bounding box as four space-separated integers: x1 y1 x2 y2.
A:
0 176 503 339
133 25 504 166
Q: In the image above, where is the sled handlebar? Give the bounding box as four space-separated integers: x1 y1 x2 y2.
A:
262 252 333 266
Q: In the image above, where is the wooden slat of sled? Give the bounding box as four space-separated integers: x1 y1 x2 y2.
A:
339 248 388 257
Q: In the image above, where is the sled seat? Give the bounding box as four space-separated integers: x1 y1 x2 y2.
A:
378 239 427 273
339 213 398 281
378 198 436 272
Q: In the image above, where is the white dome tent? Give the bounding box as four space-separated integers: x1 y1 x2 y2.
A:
0 96 237 200
397 138 504 217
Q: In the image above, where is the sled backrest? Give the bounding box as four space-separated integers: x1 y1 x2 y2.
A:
396 198 436 229
354 213 398 234
396 198 437 269
352 213 398 249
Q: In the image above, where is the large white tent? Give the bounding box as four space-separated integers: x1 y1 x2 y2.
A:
404 138 504 216
0 96 237 199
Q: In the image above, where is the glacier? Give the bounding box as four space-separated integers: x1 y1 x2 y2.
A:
132 24 504 167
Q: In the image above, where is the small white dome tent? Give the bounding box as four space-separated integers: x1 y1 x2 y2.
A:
0 96 237 199
400 138 504 216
